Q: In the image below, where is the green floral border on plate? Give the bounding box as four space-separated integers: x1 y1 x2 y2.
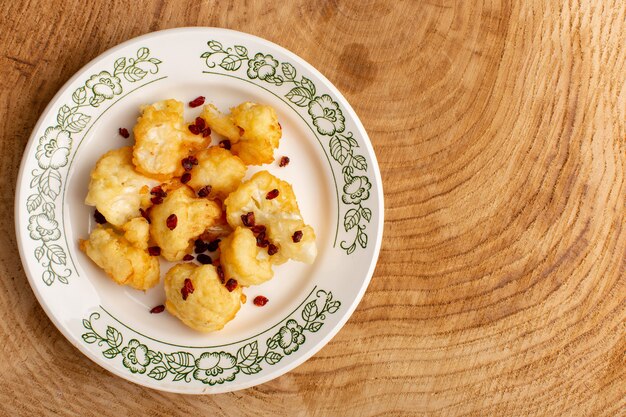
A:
200 41 372 255
21 37 358 386
25 47 162 286
82 289 340 385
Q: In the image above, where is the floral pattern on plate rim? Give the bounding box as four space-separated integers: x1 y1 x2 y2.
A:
25 47 162 286
16 37 377 386
82 289 341 385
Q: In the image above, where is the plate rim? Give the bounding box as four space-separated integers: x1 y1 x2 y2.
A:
14 26 384 394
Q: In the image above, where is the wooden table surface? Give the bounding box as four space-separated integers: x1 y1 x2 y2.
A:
1 1 624 416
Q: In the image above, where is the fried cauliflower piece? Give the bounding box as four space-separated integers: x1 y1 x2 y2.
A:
164 263 242 332
201 102 281 165
200 104 241 141
230 102 281 165
85 147 158 227
224 171 317 265
79 223 159 290
219 227 273 286
150 183 222 261
186 147 246 199
133 99 210 179
121 217 150 250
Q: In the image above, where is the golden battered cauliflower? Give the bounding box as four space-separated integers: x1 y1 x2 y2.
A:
219 227 273 286
85 147 158 227
164 263 242 332
79 224 159 290
150 183 222 261
200 104 241 141
186 147 246 199
121 217 150 250
224 171 317 265
230 102 281 165
133 99 210 179
201 102 281 165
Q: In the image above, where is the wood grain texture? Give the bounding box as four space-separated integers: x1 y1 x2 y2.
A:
1 0 624 415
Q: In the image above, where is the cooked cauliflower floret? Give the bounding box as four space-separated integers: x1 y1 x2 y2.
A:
220 227 273 286
224 171 317 265
230 102 281 165
200 104 241 141
150 183 222 261
85 147 158 227
201 102 281 165
164 263 242 332
79 224 159 290
121 217 150 250
186 147 246 199
133 99 210 179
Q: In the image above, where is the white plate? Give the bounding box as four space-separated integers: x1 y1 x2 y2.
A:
15 27 383 394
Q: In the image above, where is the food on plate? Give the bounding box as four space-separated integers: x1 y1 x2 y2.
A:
164 263 242 332
149 183 222 261
84 146 158 227
185 147 246 199
133 99 210 179
219 227 273 286
224 171 317 265
79 221 159 290
121 217 151 250
80 97 316 332
200 104 241 142
201 102 281 165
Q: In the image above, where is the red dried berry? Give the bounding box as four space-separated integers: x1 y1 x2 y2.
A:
250 225 266 235
202 127 211 137
196 254 212 264
194 239 208 254
139 208 151 224
256 231 269 248
181 278 195 300
94 209 107 224
150 196 163 205
216 265 225 283
150 305 165 314
118 127 130 138
150 186 167 197
241 212 255 227
219 140 231 150
188 124 200 135
181 158 193 171
292 230 303 243
188 96 205 108
183 254 194 261
253 296 269 307
267 244 279 256
279 156 290 167
181 172 192 184
225 278 238 292
207 239 221 252
166 214 178 230
266 189 279 200
189 155 198 165
195 117 206 131
197 185 212 198
148 246 161 256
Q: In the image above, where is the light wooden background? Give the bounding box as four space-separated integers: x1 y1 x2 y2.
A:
1 1 624 416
